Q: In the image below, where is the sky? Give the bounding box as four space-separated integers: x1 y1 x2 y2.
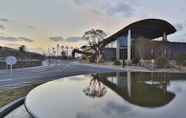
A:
0 0 186 54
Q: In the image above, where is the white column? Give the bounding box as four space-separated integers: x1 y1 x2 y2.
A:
127 71 132 97
127 29 132 63
163 32 167 41
116 72 120 85
116 39 120 60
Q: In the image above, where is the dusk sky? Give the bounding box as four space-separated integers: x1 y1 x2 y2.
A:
0 0 186 54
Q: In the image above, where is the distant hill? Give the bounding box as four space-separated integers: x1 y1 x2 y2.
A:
0 46 45 60
0 46 45 69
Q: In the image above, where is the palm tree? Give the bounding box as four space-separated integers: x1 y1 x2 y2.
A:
52 47 56 57
57 44 60 56
66 46 69 57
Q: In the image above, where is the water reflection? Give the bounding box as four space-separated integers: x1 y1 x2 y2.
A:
87 72 177 108
26 72 186 118
83 74 107 98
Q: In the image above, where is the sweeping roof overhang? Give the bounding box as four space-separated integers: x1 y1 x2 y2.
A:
100 19 176 47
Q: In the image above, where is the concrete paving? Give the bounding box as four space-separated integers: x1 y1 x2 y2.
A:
4 105 31 118
0 61 123 89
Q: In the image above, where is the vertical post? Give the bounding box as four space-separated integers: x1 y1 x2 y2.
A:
116 39 120 60
127 29 132 64
116 72 120 85
127 71 131 97
163 32 167 41
10 64 12 73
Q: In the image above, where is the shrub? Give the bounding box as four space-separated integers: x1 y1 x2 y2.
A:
155 56 169 68
122 59 126 67
132 58 140 65
113 60 121 65
176 54 186 66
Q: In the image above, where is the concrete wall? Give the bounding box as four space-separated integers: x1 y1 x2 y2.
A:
142 41 186 60
103 41 186 61
103 48 116 61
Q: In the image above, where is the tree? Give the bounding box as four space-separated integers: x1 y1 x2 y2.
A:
19 45 26 53
155 56 169 68
61 45 64 52
18 45 26 62
56 44 60 56
52 47 56 56
176 54 186 66
82 29 107 63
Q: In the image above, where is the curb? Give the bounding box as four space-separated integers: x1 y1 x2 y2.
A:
0 97 25 117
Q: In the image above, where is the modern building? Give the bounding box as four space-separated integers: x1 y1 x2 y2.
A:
102 19 186 61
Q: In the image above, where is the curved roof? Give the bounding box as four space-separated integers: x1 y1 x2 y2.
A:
100 19 176 47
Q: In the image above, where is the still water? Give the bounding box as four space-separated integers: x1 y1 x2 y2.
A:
25 72 186 118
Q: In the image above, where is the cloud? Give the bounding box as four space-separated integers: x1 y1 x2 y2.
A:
106 2 134 17
102 101 131 115
28 47 45 54
49 36 64 42
0 18 9 22
0 36 18 42
0 36 33 42
65 37 82 42
175 23 184 31
0 25 5 30
73 0 134 17
27 25 35 30
3 43 23 48
19 37 33 42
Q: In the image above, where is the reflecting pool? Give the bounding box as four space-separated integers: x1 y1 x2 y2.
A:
25 72 186 118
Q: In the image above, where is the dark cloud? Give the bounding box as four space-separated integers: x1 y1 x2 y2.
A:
0 36 18 42
19 37 33 42
175 23 184 31
106 2 134 17
73 0 87 5
76 112 92 118
49 36 64 42
102 101 131 115
0 25 5 30
65 37 82 42
27 25 35 30
4 43 22 48
0 18 9 22
73 0 134 17
0 36 33 42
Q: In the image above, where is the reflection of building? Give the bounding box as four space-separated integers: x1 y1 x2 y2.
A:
102 19 186 61
96 72 179 108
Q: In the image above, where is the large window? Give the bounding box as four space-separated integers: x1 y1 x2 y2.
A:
117 35 128 47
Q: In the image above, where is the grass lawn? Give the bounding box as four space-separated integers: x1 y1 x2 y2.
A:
0 83 40 108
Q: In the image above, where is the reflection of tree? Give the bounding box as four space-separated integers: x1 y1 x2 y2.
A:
83 75 107 98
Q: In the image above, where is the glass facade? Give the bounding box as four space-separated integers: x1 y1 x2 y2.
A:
117 35 128 47
116 35 128 59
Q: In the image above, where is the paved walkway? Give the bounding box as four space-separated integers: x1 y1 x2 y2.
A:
4 105 30 118
0 61 123 89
